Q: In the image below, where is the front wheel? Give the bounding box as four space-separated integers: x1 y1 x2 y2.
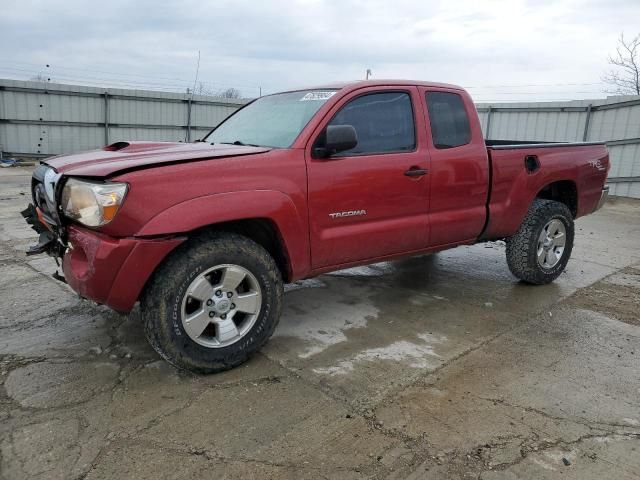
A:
141 232 283 373
506 199 574 284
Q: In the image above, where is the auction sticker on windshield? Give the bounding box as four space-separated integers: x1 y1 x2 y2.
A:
300 91 336 101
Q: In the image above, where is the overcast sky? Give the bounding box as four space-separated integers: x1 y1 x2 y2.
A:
1 0 638 102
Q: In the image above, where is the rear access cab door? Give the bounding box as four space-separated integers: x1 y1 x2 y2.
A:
306 85 432 269
418 87 490 247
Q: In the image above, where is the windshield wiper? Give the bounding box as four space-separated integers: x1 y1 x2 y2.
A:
219 140 262 147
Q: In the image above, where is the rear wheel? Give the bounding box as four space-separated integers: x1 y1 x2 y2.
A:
141 232 283 373
506 199 574 284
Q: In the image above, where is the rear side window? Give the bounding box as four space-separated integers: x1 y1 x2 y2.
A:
425 92 471 149
328 92 415 155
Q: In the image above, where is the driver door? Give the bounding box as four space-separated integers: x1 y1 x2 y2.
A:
306 86 431 269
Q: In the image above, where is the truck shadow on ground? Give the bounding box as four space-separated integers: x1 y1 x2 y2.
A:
115 248 567 377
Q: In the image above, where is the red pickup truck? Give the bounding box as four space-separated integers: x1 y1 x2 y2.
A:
23 80 610 373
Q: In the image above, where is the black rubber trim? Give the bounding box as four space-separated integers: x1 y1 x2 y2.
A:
486 140 605 150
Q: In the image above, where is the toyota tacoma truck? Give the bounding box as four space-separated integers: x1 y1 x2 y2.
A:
23 80 610 373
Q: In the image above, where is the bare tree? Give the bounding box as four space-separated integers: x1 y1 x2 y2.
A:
29 73 50 82
194 81 215 96
602 33 640 95
192 84 242 99
219 87 241 99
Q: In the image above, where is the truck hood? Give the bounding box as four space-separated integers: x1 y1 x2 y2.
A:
45 141 272 177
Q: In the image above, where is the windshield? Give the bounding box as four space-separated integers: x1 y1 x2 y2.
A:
204 90 337 148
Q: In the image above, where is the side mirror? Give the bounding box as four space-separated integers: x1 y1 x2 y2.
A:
314 125 358 158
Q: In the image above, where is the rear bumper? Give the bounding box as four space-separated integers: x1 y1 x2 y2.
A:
594 184 609 212
62 225 185 312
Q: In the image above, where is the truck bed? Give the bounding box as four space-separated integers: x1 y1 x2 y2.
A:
481 140 609 241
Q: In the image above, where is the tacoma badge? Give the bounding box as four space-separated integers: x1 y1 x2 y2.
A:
329 210 367 219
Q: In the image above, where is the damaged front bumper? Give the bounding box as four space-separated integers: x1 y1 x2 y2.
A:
23 202 185 312
60 225 185 312
22 163 68 262
21 203 66 259
23 165 186 312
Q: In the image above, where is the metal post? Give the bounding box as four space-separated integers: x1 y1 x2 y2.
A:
186 96 192 142
582 104 593 141
485 106 493 139
103 93 109 145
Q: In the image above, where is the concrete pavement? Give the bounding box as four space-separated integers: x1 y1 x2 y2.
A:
0 167 639 479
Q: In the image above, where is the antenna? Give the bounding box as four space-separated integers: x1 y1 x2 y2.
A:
366 69 372 80
191 50 201 96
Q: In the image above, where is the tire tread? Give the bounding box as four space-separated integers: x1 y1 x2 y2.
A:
141 232 283 373
505 199 574 285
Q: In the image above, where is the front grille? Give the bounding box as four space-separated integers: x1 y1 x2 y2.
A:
34 183 49 214
31 164 62 226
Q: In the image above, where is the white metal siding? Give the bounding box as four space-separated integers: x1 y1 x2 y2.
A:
477 96 640 198
2 79 639 198
109 127 185 143
109 98 185 126
0 79 245 157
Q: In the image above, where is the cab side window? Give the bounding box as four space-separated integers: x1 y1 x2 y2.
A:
425 92 471 149
328 92 415 155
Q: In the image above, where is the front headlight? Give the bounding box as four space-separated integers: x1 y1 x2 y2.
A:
61 178 128 227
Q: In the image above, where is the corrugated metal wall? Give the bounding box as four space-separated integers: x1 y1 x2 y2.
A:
1 79 639 197
477 96 640 198
0 79 244 158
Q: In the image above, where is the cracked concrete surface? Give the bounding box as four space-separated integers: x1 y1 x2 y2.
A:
1 167 639 479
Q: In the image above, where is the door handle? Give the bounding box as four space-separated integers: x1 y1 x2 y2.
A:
404 167 428 177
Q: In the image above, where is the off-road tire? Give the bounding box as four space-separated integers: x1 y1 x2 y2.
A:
506 199 574 284
141 232 283 373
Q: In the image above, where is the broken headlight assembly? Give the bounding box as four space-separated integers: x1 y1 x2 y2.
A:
60 178 128 227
